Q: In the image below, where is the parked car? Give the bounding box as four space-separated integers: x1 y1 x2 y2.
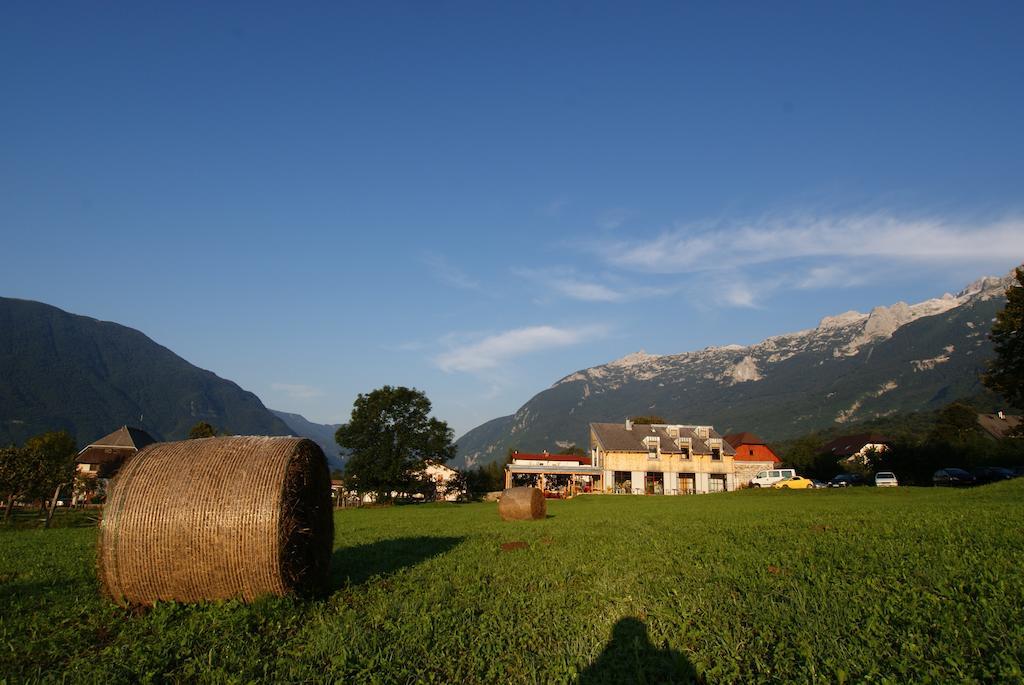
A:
828 473 867 488
750 469 796 488
971 466 1015 485
933 468 975 487
874 472 898 487
772 476 815 489
810 479 828 489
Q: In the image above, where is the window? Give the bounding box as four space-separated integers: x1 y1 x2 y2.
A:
680 447 690 459
749 448 754 456
711 448 721 461
88 464 98 472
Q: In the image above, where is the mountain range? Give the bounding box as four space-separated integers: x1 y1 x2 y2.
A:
271 409 344 470
0 297 339 466
455 272 1015 467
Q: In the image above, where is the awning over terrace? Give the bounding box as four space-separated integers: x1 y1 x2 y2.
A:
504 464 604 495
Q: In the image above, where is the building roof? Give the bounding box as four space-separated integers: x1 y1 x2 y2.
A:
723 432 767 448
977 413 1022 439
731 444 782 463
76 426 156 465
821 433 891 457
511 452 592 465
590 422 735 457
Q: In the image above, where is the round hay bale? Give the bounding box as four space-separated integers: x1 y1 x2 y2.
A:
498 486 547 521
98 436 334 606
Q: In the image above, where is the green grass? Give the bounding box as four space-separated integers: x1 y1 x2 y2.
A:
3 484 1024 683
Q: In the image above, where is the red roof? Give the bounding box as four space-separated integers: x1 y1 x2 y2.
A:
733 444 782 463
723 432 767 448
511 453 592 465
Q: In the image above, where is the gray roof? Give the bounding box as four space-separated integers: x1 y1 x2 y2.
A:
591 422 735 456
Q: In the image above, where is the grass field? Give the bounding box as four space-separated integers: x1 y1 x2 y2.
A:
2 483 1024 683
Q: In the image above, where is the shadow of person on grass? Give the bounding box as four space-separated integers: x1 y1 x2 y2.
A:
331 536 462 589
578 617 699 685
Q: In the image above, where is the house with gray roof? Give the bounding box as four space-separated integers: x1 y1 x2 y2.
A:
589 419 738 495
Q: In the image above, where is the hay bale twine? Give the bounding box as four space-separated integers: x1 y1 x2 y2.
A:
498 486 547 521
98 436 333 606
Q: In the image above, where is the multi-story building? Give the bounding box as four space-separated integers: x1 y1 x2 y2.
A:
589 420 738 494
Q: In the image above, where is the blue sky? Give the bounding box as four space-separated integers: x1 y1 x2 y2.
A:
2 2 1023 436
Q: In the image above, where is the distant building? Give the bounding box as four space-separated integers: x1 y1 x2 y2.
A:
504 451 600 496
588 420 738 494
723 432 781 485
977 412 1021 439
423 460 461 501
75 426 155 479
821 433 891 463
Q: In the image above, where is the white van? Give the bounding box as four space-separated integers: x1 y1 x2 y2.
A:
750 469 796 488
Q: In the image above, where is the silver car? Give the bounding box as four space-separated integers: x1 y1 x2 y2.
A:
874 471 899 487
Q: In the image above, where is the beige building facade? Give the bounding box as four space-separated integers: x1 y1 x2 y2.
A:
589 420 738 495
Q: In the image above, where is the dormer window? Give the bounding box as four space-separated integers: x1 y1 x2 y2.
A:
711 447 721 461
680 447 690 459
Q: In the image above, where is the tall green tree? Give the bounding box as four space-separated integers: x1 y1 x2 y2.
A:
985 266 1024 412
23 431 77 500
188 421 217 439
336 386 456 502
0 445 31 522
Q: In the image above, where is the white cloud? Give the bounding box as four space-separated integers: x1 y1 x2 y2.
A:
513 267 678 303
599 214 1024 274
421 251 479 290
555 280 626 302
435 325 605 373
720 282 758 308
270 383 324 400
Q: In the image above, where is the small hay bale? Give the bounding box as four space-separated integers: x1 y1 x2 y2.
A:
498 486 546 521
98 436 333 606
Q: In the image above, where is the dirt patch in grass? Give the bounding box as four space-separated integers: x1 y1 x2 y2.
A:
500 541 529 552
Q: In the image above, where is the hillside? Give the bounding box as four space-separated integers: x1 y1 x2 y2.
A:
456 273 1015 467
0 297 292 446
271 409 345 470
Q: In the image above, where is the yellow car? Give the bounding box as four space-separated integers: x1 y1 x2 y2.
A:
772 475 815 489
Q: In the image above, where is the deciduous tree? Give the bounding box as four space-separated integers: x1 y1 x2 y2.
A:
336 386 456 502
629 416 666 425
188 421 217 439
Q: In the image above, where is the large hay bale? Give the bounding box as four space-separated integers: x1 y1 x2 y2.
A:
498 486 547 521
98 436 333 606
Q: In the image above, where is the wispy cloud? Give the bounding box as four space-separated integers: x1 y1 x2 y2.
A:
421 251 479 290
598 214 1024 274
596 208 631 231
720 282 759 308
435 324 605 373
513 267 677 303
541 196 569 217
271 383 324 400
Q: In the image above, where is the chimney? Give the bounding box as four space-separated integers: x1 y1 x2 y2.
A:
998 410 1006 420
625 419 633 431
